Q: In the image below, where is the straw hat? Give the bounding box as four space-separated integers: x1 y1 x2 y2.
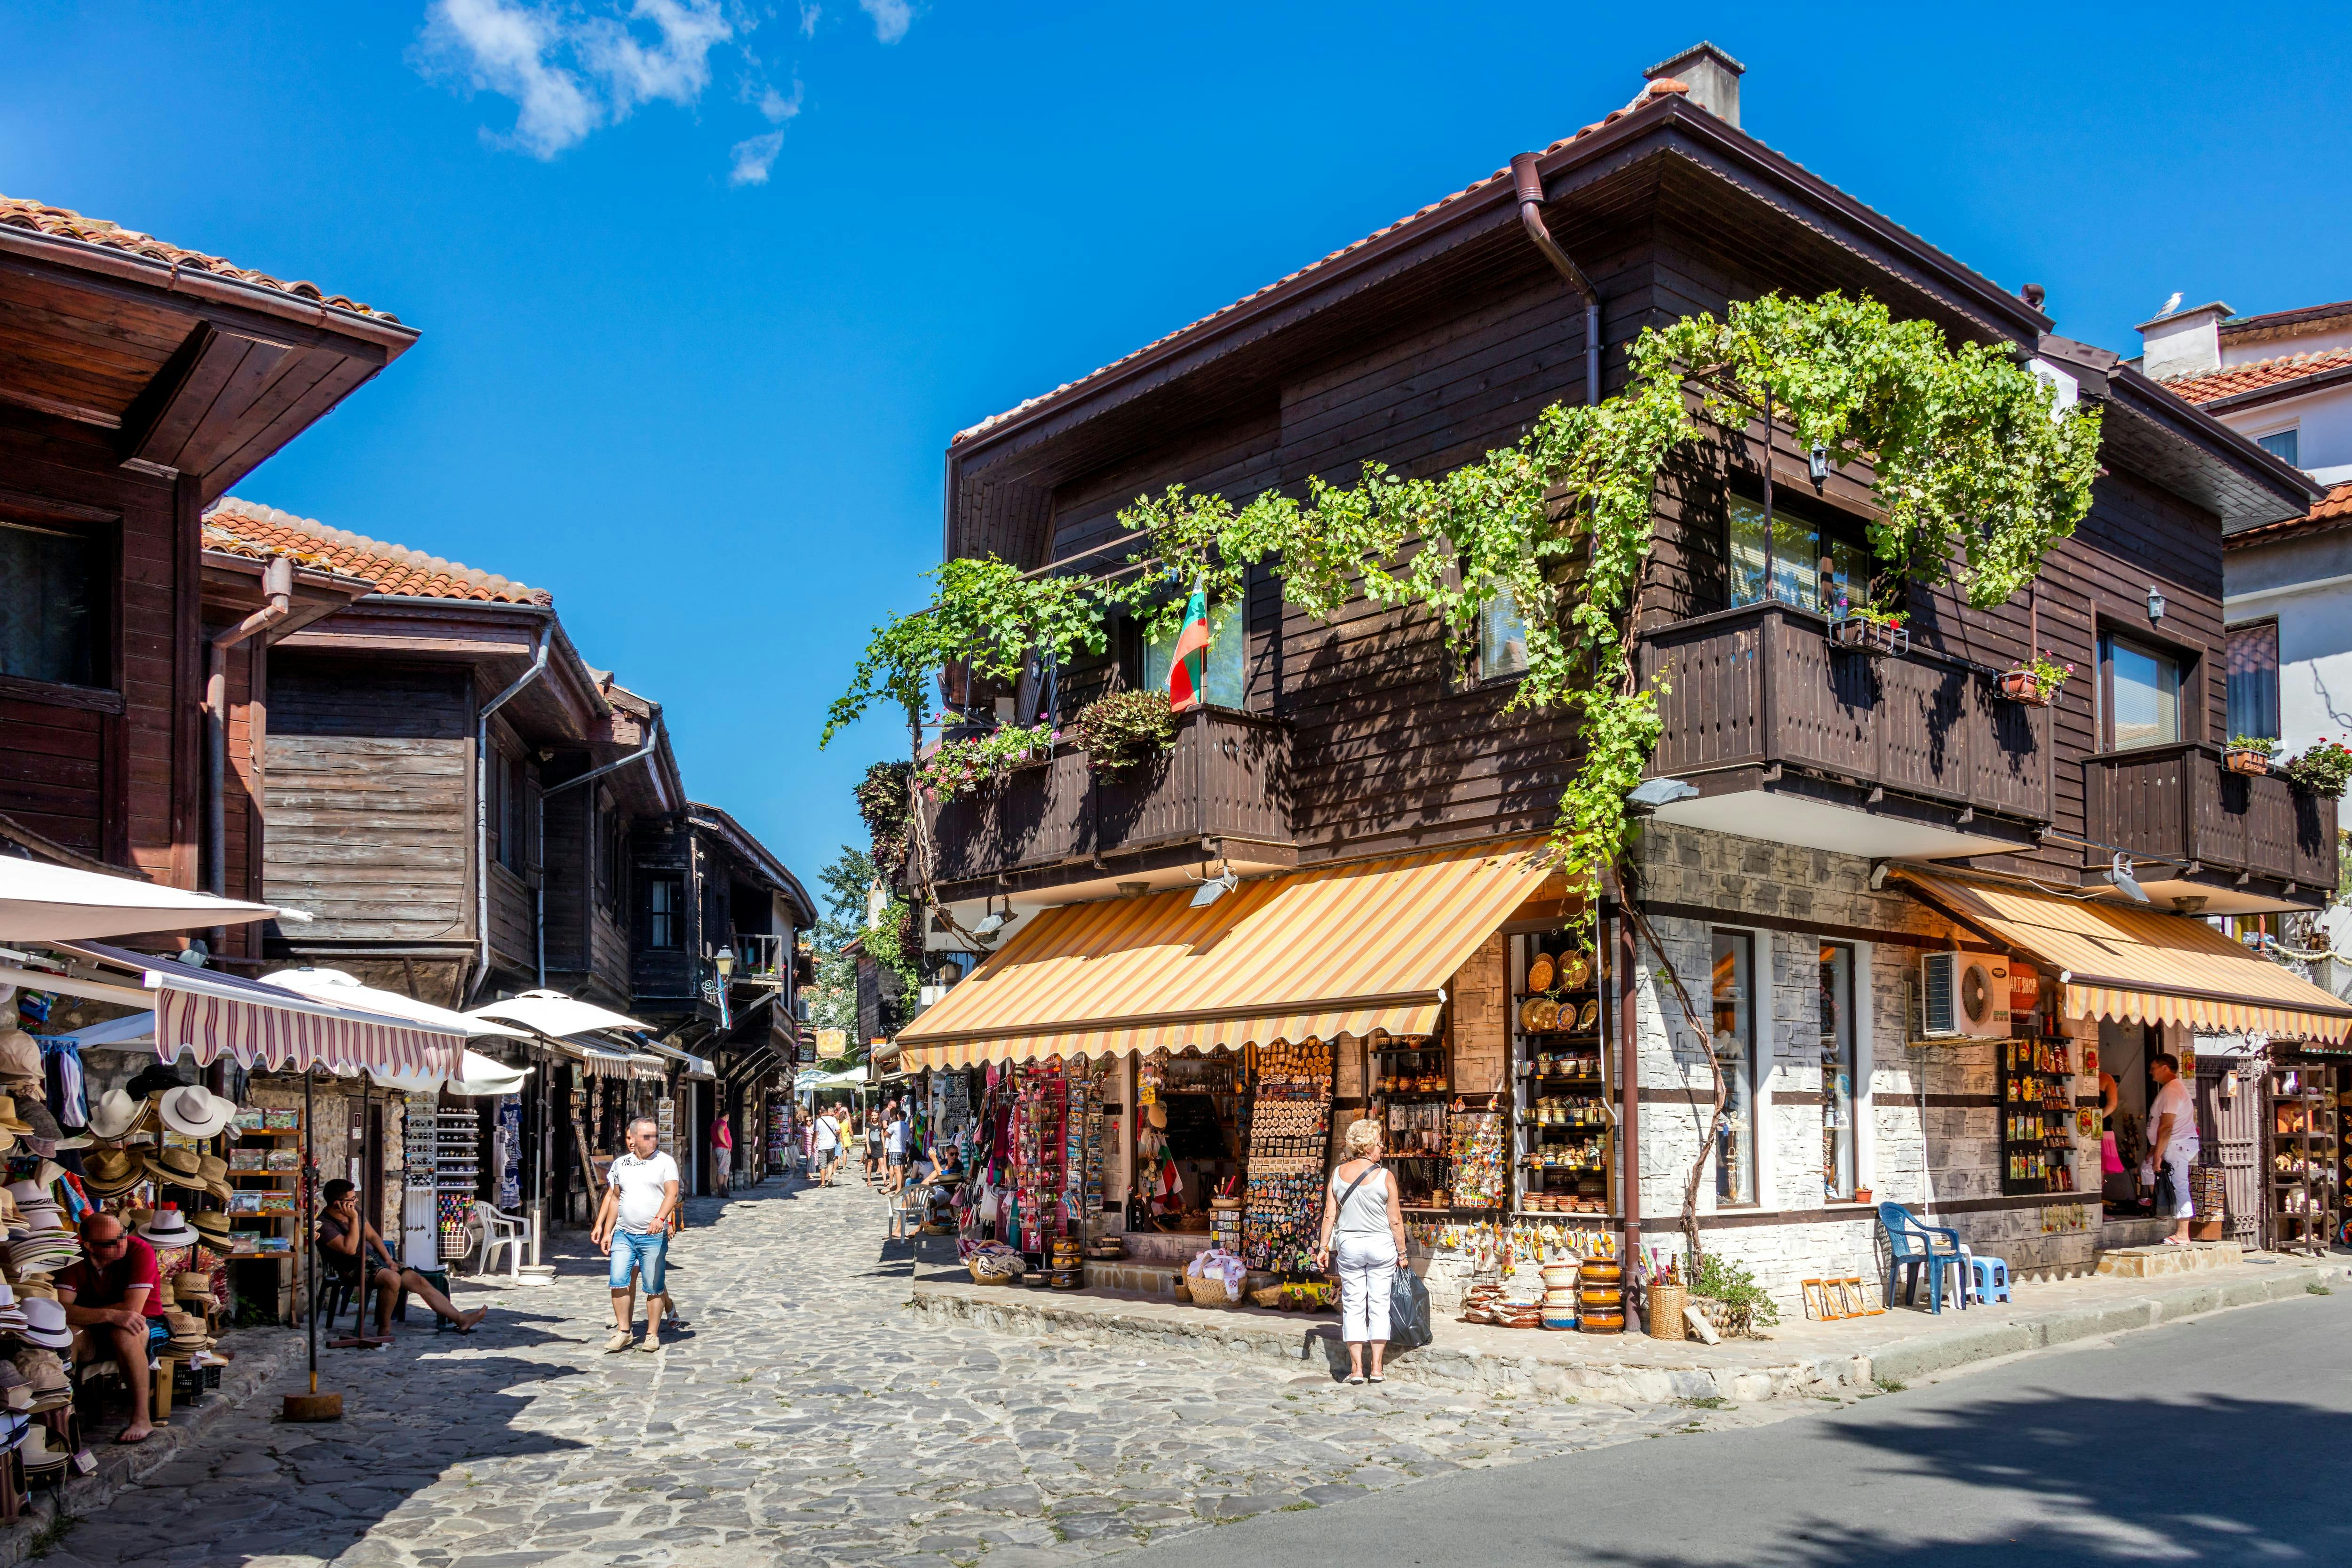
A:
16 1299 69 1351
80 1146 147 1195
0 1032 37 1082
157 1086 235 1139
0 1099 34 1139
173 1271 214 1303
87 1088 149 1141
138 1204 199 1248
196 1154 235 1201
191 1211 235 1249
16 1426 68 1471
152 1147 203 1184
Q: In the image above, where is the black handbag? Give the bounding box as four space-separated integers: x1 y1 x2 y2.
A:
2154 1158 2179 1212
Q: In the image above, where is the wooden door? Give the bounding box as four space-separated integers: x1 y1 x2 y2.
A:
2194 1064 2261 1245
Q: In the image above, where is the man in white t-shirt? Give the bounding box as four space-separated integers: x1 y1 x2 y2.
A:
2143 1052 2201 1245
814 1106 842 1187
884 1103 911 1194
593 1117 680 1352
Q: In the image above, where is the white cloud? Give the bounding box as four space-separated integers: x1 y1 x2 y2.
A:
578 0 733 110
421 0 600 157
420 0 736 159
729 131 787 185
756 80 803 123
798 1 822 38
858 0 913 44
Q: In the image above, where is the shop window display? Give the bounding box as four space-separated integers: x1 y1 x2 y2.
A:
1509 930 1613 1217
1710 931 1757 1208
1819 943 1856 1202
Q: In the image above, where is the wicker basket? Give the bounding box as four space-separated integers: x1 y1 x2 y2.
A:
1648 1282 1689 1341
1248 1284 1286 1309
1186 1271 1244 1307
968 1253 1022 1285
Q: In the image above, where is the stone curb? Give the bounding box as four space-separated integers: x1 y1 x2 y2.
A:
908 1261 2352 1405
0 1326 308 1566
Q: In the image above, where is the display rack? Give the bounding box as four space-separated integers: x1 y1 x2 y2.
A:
430 1108 480 1262
1242 1039 1333 1275
225 1107 300 1258
2270 1066 2335 1254
1372 1041 1454 1209
400 1092 440 1268
1510 932 1613 1217
1998 1032 2076 1195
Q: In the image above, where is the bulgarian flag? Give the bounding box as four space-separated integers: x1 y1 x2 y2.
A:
1166 579 1211 711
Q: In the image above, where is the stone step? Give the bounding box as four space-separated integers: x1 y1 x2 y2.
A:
2095 1241 2246 1278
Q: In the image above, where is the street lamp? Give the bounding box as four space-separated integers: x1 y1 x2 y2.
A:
712 944 737 981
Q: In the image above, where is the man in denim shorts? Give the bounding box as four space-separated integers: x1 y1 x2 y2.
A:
594 1117 679 1353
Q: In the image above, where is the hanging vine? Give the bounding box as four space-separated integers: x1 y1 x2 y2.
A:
829 290 2104 912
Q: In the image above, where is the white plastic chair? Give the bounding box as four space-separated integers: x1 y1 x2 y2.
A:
472 1200 529 1279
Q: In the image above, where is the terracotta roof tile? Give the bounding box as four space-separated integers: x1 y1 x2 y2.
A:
2160 346 2352 405
0 195 394 322
2225 481 2352 548
204 498 548 605
951 78 1692 446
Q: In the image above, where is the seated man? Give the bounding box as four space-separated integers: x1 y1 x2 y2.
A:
57 1213 166 1444
316 1180 487 1336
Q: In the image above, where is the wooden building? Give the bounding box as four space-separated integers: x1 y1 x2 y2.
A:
902 48 2352 1297
0 197 414 927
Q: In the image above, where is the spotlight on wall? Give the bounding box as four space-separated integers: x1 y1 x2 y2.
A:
972 898 1017 941
1627 777 1700 814
2105 853 2152 904
1189 867 1240 909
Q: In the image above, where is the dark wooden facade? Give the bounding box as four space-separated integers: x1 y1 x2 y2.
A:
627 803 812 1064
931 80 2325 915
0 201 413 919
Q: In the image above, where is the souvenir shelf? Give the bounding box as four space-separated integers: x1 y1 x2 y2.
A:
1998 1031 2077 1196
425 1109 480 1262
1242 1039 1333 1275
224 1107 302 1258
1010 1067 1072 1263
2269 1066 2335 1255
1510 932 1614 1217
1372 1042 1455 1209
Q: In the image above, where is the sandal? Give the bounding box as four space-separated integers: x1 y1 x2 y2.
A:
1345 1374 1367 1385
1368 1374 1385 1384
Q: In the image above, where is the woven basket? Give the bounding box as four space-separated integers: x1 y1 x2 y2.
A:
1186 1271 1244 1307
968 1253 1021 1285
1248 1284 1286 1309
1648 1282 1689 1340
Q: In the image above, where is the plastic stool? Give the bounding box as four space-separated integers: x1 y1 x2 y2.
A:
1969 1255 2011 1305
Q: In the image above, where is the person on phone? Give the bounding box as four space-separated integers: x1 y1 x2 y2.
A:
593 1117 680 1352
313 1181 486 1337
1314 1118 1410 1385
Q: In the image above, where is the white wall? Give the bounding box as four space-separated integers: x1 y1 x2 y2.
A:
2213 379 2352 473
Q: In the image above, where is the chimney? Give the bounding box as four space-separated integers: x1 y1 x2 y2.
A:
1648 41 1744 128
2137 301 2232 383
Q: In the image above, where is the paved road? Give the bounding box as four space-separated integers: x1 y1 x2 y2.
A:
47 1177 1751 1568
1118 1279 2352 1567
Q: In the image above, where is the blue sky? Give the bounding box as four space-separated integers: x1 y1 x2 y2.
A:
6 2 2344 882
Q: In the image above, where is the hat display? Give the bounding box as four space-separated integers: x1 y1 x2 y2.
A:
80 1146 147 1195
0 1099 33 1139
12 1098 60 1145
16 1426 68 1472
196 1154 235 1202
157 1086 235 1139
8 1283 53 1303
191 1210 235 1248
16 1299 69 1351
87 1088 149 1142
138 1203 199 1248
163 1310 210 1354
6 1235 77 1276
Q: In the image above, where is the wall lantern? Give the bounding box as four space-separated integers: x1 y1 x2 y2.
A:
2146 584 2167 623
1808 442 1830 490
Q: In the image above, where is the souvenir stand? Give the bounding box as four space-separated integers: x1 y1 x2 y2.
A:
1241 1040 1333 1275
2268 1062 2336 1253
991 1059 1106 1285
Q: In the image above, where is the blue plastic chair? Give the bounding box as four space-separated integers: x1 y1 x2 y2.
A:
1878 1202 1966 1314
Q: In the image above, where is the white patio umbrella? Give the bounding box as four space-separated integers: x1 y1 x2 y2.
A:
0 856 282 940
468 989 652 1039
263 967 533 1092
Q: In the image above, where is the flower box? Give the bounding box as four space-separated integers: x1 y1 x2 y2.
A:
1827 616 1910 658
2223 746 2272 777
1995 669 2052 707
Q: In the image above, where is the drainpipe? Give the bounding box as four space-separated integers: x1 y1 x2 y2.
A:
473 625 549 1003
1510 152 1601 407
207 555 294 950
534 726 663 987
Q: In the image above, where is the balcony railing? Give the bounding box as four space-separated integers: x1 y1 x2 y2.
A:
1641 601 2051 822
925 706 1292 888
2085 742 2338 891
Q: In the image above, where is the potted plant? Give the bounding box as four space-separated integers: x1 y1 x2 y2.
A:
1826 601 1910 658
2280 737 2352 797
2223 734 2278 777
1997 648 2073 707
914 721 1055 802
1070 688 1177 774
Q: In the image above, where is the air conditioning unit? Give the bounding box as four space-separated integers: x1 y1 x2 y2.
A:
1919 951 2010 1039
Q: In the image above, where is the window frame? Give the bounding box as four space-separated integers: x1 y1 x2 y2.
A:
2225 619 2281 741
1710 927 1761 1210
0 509 119 697
1471 582 1532 686
1140 596 1248 711
1819 941 1858 1203
1722 488 1877 620
644 873 684 952
2254 426 2301 467
2099 629 2187 752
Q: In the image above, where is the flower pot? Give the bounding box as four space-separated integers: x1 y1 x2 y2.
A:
1996 669 2054 707
2224 747 2271 777
1828 617 1910 658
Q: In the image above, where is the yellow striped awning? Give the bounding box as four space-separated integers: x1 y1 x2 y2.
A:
896 840 1560 1072
1896 871 2352 1043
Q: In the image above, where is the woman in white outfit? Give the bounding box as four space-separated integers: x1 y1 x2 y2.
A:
1315 1118 1410 1385
2143 1051 2200 1244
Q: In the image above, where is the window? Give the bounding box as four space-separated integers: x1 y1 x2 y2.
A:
2104 633 2181 750
1711 930 1758 1208
0 520 104 687
1725 496 1870 618
1143 597 1245 708
645 875 683 951
1477 585 1531 680
1820 943 1857 1202
2227 621 2280 740
499 756 529 873
2257 428 2300 467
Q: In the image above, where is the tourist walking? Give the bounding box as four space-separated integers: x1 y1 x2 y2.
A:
884 1100 910 1194
1314 1118 1409 1385
813 1103 842 1187
711 1111 733 1198
594 1116 681 1352
863 1106 884 1186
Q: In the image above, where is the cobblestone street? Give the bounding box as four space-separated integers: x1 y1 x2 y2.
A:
49 1180 1764 1568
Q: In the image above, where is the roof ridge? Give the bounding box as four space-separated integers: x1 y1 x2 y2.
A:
207 496 549 606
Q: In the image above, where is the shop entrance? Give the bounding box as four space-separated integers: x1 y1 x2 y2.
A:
2098 1019 2151 1218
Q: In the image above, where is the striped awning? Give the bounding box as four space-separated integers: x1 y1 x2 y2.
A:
897 840 1559 1072
1895 872 2352 1043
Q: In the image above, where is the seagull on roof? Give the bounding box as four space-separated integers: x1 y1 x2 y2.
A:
2158 291 2183 317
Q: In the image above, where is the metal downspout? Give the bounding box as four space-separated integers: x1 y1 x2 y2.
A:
206 556 293 951
536 728 663 986
1510 152 1601 407
473 625 549 1003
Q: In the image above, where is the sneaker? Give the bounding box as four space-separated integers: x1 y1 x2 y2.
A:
604 1330 636 1353
637 1329 662 1352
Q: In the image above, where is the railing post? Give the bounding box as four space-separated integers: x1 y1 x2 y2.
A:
1193 706 1207 844
1758 605 1779 772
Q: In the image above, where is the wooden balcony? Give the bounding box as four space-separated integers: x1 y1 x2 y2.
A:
2085 742 2338 897
925 707 1293 893
1638 602 2051 857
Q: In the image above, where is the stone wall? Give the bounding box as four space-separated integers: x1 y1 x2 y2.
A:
1625 824 2099 1305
